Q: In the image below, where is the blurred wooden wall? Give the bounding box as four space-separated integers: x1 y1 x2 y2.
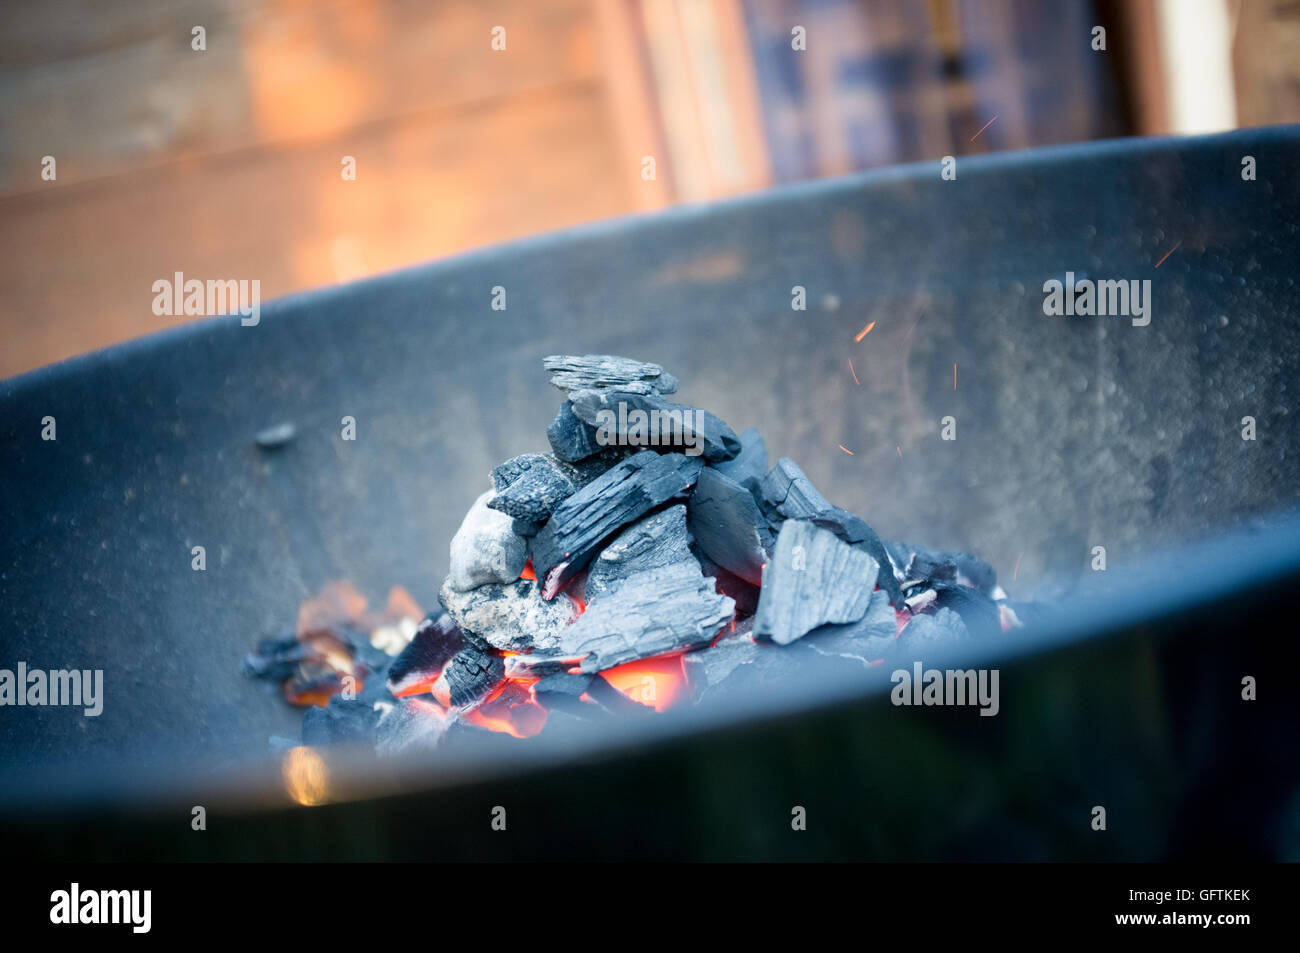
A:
1 0 1292 378
0 0 695 377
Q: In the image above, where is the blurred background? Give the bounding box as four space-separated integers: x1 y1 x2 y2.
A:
1 0 1297 378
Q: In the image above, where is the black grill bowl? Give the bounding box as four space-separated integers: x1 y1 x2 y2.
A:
2 127 1299 860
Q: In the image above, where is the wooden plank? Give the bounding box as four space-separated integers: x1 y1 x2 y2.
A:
0 0 598 197
0 82 630 377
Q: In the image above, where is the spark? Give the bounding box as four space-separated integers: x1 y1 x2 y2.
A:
849 358 860 385
970 115 998 142
953 362 957 390
896 446 903 458
854 321 876 342
838 444 854 455
1012 552 1023 582
1154 240 1181 268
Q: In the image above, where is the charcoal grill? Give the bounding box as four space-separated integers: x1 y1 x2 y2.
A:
1 127 1298 860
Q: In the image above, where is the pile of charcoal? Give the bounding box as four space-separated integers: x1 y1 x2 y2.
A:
247 355 1031 755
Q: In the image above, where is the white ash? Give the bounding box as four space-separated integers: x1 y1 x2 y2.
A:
446 490 528 592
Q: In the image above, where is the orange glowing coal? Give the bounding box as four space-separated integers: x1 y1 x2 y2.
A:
463 679 547 738
599 654 688 712
286 581 424 707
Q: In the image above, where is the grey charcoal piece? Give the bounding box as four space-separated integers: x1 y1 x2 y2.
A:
547 400 603 463
568 388 740 463
752 520 878 645
488 453 577 522
530 450 703 596
804 588 899 665
439 577 579 654
543 354 678 396
439 646 506 708
760 457 832 518
761 457 902 607
897 607 969 656
446 490 528 591
374 698 450 756
585 504 694 601
711 427 768 485
561 560 734 673
808 506 904 608
684 620 833 702
682 618 760 698
687 467 772 586
385 613 467 696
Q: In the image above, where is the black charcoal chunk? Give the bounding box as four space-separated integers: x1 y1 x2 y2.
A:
302 698 380 746
932 581 1001 638
243 633 307 682
952 553 999 594
547 400 603 463
543 354 678 396
560 448 635 487
567 389 741 463
531 450 703 596
897 607 969 656
488 453 577 523
688 467 773 585
386 613 466 697
534 672 593 698
439 578 579 653
440 646 505 708
805 588 898 665
561 560 733 672
502 651 578 679
711 427 768 485
446 490 528 591
586 674 657 716
513 518 544 537
695 551 761 619
533 674 596 717
753 520 877 645
374 699 449 756
585 504 694 601
893 542 999 596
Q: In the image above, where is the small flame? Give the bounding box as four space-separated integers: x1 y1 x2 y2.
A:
519 559 536 581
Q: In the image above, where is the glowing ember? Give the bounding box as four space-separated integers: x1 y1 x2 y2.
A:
464 679 547 738
599 655 687 712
